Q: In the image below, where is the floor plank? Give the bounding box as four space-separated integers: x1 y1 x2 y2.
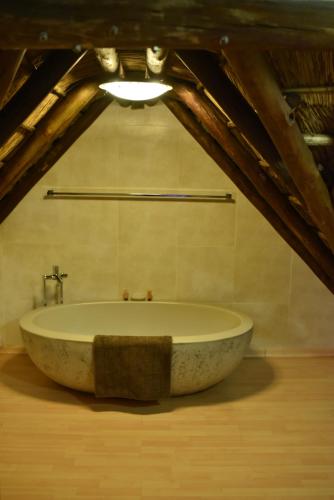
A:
1 354 334 499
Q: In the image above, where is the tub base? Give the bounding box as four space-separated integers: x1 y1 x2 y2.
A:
22 330 252 397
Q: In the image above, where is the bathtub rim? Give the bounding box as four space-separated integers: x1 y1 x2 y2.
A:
19 301 253 344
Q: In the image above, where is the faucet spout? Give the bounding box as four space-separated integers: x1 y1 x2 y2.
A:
52 265 61 283
43 265 68 306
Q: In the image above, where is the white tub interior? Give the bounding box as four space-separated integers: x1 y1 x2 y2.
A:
20 302 252 343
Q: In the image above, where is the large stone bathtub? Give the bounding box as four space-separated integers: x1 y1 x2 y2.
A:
20 302 253 396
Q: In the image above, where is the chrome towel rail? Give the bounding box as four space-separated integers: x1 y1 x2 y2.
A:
45 190 234 203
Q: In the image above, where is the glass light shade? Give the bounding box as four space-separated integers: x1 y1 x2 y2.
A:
99 81 172 101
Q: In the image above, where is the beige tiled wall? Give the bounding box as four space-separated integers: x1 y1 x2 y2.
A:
0 102 333 354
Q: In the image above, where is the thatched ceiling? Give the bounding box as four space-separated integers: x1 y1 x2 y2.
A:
0 1 334 294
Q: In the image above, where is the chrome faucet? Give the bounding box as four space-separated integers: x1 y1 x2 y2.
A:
43 265 68 306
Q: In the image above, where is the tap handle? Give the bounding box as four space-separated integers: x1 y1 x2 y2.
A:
53 265 59 275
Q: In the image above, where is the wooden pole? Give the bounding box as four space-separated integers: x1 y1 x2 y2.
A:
164 97 334 293
0 95 112 224
0 50 26 109
175 50 301 200
171 84 334 278
223 48 334 254
2 1 334 49
0 49 87 148
0 81 100 199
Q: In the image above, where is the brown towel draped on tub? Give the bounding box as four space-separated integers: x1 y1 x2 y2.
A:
93 335 172 400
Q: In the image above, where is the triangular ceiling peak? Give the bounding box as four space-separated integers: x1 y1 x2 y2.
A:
0 43 333 293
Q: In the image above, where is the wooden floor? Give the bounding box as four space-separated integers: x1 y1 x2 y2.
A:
1 354 334 499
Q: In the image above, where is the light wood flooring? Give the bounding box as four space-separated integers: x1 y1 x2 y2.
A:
1 353 334 499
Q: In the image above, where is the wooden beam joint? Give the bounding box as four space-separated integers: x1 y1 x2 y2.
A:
0 49 87 148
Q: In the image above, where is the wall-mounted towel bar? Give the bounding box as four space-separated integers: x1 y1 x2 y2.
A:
44 190 235 203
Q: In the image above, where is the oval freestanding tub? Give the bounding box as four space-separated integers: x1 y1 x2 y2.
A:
20 302 253 396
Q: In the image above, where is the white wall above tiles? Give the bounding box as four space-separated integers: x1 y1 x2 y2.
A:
0 102 333 354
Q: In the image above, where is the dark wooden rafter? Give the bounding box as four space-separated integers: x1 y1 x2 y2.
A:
0 52 45 108
175 50 303 201
0 94 112 224
165 53 196 82
0 50 26 109
164 97 334 293
0 80 100 199
171 83 334 286
0 49 87 148
3 1 334 49
223 48 334 253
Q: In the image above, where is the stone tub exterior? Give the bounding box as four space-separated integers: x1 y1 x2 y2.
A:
20 302 253 396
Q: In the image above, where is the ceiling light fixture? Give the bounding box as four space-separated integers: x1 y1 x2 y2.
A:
99 80 172 101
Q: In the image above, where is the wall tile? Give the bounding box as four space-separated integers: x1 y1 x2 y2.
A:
2 242 65 321
177 246 234 302
119 201 177 247
178 127 235 190
42 108 119 186
116 125 180 188
54 199 119 247
119 243 177 300
2 187 119 248
2 241 119 319
287 254 334 352
177 201 236 247
114 101 179 128
226 302 289 356
234 194 292 303
56 242 119 303
2 184 60 245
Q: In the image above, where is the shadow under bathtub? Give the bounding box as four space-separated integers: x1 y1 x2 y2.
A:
0 353 276 415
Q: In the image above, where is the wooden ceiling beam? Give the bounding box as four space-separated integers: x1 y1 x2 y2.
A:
0 81 100 199
171 83 334 284
175 50 302 201
0 94 112 224
164 97 334 294
0 49 87 148
2 2 334 50
223 48 334 254
0 50 26 109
